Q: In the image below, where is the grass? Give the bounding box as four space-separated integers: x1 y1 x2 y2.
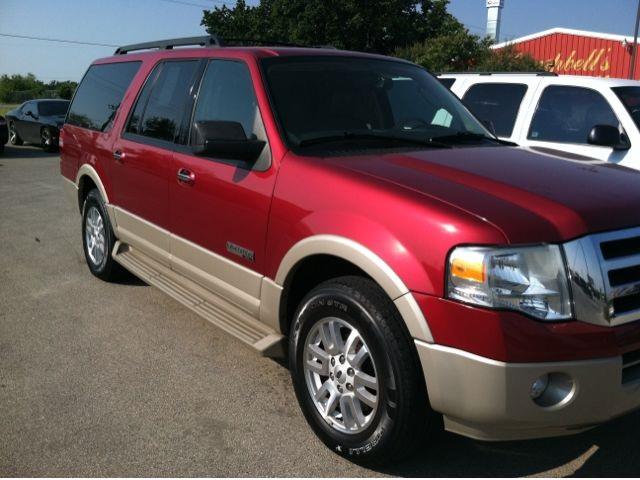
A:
0 104 19 116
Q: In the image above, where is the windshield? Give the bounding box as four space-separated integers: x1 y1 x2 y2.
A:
613 86 640 130
38 101 70 117
261 56 492 151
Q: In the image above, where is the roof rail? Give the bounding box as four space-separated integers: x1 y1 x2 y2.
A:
437 71 557 77
114 35 223 55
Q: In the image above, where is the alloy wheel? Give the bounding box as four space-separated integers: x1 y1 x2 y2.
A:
303 316 379 434
85 206 106 266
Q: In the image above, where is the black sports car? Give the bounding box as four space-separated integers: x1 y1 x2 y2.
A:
0 116 7 153
5 99 70 152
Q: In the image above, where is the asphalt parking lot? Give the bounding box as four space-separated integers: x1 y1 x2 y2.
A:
1 144 640 477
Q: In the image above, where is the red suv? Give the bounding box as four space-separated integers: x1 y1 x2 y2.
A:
61 36 640 464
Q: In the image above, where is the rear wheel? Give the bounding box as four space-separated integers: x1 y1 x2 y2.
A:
41 127 56 152
9 123 23 145
289 276 438 465
81 189 123 281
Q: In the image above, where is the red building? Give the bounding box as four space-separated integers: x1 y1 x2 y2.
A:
493 28 640 80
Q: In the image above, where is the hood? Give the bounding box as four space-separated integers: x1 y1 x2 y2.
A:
325 146 640 244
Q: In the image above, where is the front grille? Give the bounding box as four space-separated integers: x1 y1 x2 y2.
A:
564 226 640 327
622 349 640 384
598 228 640 324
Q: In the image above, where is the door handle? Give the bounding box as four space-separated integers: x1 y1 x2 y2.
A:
113 150 125 162
177 168 195 185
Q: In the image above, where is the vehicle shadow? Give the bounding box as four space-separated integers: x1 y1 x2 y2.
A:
375 410 640 477
2 144 58 158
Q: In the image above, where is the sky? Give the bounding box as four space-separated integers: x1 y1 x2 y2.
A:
0 0 639 82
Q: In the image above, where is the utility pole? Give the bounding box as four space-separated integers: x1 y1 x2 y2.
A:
631 0 640 79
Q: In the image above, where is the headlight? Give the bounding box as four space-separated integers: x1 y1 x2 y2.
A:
447 245 572 321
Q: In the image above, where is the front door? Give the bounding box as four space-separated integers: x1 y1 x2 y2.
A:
521 85 630 164
169 59 277 305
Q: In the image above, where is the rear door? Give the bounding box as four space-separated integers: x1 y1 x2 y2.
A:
169 58 275 309
112 59 202 264
460 80 536 143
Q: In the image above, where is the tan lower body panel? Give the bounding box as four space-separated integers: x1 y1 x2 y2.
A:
113 241 284 356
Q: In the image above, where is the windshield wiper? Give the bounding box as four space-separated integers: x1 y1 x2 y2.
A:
428 131 501 145
297 132 452 149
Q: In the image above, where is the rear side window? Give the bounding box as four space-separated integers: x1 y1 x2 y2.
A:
127 60 200 143
438 78 456 89
528 86 619 144
67 61 141 132
462 83 527 137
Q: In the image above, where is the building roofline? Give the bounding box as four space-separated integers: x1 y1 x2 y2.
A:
492 27 637 49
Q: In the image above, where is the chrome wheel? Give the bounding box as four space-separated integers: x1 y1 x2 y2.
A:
303 317 379 434
85 206 106 266
9 125 16 143
41 128 51 147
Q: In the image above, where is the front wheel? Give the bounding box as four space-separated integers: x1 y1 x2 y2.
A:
289 276 438 465
9 123 23 145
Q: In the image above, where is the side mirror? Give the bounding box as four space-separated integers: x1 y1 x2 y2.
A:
192 120 265 162
25 110 35 118
588 124 630 151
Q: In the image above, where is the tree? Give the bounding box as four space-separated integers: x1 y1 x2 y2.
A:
0 73 44 103
395 28 542 73
201 0 463 55
474 43 541 72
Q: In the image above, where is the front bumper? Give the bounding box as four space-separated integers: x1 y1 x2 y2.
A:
416 340 640 441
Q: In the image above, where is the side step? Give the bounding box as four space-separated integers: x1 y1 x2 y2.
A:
112 242 284 357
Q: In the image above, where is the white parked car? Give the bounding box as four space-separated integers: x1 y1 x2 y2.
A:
439 73 640 169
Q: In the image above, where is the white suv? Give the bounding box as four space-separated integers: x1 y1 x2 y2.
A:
439 73 640 169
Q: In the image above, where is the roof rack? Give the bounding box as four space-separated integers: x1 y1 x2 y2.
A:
114 35 336 55
437 71 557 76
114 35 223 55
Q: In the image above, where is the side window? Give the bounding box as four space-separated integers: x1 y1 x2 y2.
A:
67 61 141 132
192 60 264 142
528 86 619 144
462 83 527 137
438 78 456 90
127 60 200 143
23 102 35 116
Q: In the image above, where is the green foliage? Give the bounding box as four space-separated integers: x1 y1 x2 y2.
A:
474 43 541 72
202 0 462 55
396 30 542 73
202 0 544 74
0 74 77 103
395 27 493 72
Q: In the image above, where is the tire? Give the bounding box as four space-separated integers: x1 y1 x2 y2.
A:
81 189 123 281
9 123 23 145
289 276 439 465
41 127 56 152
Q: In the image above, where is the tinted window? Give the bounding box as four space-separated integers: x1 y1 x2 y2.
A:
128 60 199 143
262 56 488 149
528 86 618 144
193 60 262 140
37 101 69 116
438 78 456 89
613 86 640 130
462 83 527 137
67 61 141 132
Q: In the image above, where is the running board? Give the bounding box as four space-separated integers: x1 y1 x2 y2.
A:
112 241 284 357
